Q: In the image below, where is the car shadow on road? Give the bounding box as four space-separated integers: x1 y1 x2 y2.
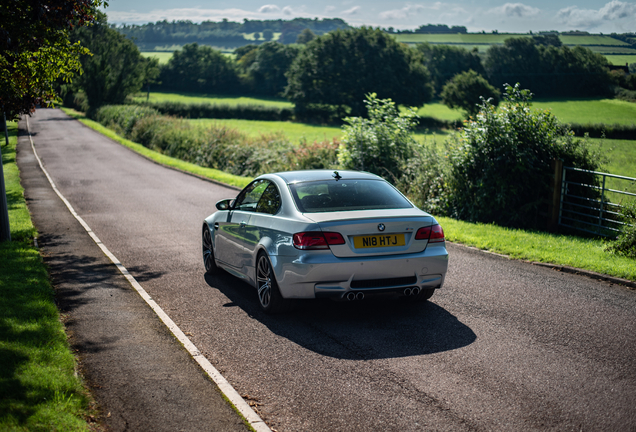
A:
205 272 476 360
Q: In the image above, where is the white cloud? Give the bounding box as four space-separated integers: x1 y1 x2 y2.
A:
282 6 294 15
490 3 540 18
258 4 280 13
557 0 636 29
600 0 636 19
342 6 361 15
379 4 425 20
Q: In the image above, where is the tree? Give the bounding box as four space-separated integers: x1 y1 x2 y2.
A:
0 0 104 243
296 29 315 44
263 29 274 41
247 42 301 96
440 70 500 117
338 93 418 178
484 37 613 97
159 43 240 94
0 0 104 117
71 12 156 114
415 43 485 95
285 27 433 117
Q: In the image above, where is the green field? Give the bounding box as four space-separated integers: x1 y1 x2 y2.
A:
532 98 636 125
418 98 636 127
605 55 636 65
132 91 293 108
140 51 174 64
391 33 636 64
188 118 452 147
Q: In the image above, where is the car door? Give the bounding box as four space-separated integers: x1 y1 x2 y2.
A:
215 180 269 274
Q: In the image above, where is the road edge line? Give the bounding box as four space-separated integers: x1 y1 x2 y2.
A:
25 116 271 432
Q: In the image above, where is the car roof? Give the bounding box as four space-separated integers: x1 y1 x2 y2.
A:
269 170 383 184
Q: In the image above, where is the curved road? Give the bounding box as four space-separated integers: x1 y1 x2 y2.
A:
19 109 636 431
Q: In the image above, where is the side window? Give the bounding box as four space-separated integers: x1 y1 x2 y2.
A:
234 180 269 212
256 183 281 215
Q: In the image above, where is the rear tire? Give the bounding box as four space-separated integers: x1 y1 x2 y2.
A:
202 224 218 275
256 252 288 314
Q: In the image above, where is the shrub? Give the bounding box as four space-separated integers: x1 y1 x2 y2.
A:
95 105 161 136
338 93 417 179
605 202 636 259
396 142 447 214
442 84 601 230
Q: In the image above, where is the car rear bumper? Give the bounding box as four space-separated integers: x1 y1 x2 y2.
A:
270 244 449 299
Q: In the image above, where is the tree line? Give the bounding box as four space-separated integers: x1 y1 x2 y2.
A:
154 28 628 119
115 18 350 47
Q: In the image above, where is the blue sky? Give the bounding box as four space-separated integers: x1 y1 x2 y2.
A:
104 1 636 34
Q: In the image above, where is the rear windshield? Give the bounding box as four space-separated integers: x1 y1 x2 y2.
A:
289 179 413 213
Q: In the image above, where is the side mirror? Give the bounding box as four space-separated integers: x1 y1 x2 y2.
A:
215 199 234 211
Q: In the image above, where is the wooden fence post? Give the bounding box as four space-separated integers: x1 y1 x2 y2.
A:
548 159 563 232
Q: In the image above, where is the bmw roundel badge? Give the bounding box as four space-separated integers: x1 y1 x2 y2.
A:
378 223 386 231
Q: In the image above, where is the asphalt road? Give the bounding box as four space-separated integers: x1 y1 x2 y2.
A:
18 108 636 431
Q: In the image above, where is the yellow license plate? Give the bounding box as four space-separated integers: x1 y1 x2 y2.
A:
353 234 405 249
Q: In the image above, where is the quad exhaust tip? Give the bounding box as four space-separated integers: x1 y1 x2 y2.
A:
403 287 421 296
345 292 365 301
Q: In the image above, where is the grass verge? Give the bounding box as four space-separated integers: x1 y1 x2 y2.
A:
439 217 636 282
61 108 635 282
0 121 96 430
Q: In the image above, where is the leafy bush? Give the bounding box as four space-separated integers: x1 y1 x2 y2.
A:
338 93 417 179
605 202 636 259
442 84 601 229
396 142 447 214
95 105 161 136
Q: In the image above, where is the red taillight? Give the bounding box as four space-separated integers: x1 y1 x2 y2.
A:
293 232 345 250
415 224 445 243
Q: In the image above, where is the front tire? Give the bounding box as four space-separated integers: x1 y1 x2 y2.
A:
202 224 217 275
256 253 288 314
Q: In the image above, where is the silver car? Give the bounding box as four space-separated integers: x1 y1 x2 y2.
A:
202 170 449 313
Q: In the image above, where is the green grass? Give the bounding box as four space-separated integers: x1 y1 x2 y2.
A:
532 98 636 126
140 51 174 64
189 118 342 144
188 118 452 147
422 97 636 127
0 122 95 430
61 108 251 189
605 55 636 65
438 216 636 281
415 102 464 121
131 91 294 109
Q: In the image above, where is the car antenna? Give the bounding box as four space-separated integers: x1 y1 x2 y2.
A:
332 171 342 181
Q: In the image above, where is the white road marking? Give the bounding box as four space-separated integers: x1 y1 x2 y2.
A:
26 116 270 432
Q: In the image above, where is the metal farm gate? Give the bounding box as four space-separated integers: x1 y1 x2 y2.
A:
557 164 636 237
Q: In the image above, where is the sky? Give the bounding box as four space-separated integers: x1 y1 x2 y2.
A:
104 0 636 34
